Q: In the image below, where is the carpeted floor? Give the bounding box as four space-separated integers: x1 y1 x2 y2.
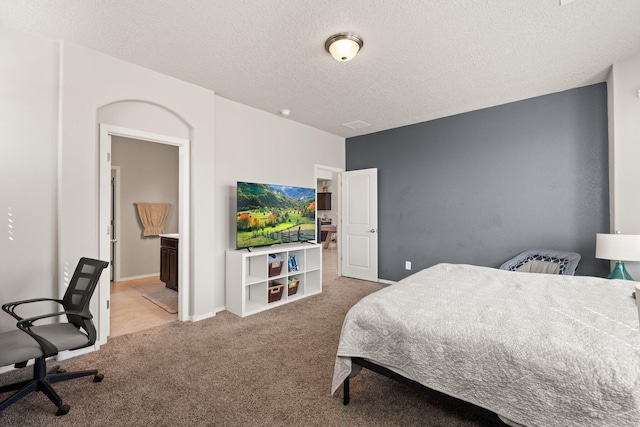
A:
0 258 501 426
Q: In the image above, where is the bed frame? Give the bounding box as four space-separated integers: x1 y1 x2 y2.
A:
343 357 508 426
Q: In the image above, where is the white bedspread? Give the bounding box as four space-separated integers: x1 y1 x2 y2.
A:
332 263 640 427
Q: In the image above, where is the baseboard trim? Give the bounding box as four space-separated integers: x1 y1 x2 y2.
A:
56 344 98 361
190 311 216 322
377 278 396 285
117 273 160 282
0 363 24 374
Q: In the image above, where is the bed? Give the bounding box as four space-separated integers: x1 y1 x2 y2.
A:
331 263 640 427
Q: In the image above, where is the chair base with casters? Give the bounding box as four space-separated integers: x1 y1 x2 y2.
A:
0 356 103 416
0 257 109 416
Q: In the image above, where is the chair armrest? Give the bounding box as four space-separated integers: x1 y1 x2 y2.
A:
2 298 64 321
16 310 90 358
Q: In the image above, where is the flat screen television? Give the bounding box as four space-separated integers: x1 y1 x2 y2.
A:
236 181 316 249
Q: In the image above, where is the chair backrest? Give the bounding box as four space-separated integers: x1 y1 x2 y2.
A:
61 258 109 343
499 249 581 276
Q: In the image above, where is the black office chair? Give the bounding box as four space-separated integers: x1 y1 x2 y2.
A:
0 257 109 416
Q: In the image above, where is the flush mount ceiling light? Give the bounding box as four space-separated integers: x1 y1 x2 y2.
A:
325 33 363 62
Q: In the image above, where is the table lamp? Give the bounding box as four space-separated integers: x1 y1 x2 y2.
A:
595 232 640 280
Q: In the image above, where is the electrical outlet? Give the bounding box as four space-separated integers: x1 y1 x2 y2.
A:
405 261 412 270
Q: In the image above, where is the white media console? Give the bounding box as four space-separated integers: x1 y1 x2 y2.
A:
225 243 322 317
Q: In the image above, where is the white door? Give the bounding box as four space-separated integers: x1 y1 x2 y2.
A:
98 128 112 340
341 168 378 281
110 168 118 281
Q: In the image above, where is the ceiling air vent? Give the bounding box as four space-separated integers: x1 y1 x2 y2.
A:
342 120 371 130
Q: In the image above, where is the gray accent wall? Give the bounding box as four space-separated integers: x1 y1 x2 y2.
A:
346 83 610 280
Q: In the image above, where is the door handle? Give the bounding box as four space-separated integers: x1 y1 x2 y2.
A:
369 229 376 233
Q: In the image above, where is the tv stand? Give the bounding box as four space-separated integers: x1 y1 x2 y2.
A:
225 243 322 317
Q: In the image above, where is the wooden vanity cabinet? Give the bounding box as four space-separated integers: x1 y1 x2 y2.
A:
160 237 178 291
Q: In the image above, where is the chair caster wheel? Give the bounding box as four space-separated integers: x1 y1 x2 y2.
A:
93 373 104 382
48 365 64 374
56 404 70 416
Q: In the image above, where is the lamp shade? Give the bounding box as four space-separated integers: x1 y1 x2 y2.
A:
595 233 640 261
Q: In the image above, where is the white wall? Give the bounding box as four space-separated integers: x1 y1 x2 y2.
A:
0 26 216 335
59 42 216 327
214 96 345 310
609 51 640 278
0 26 59 333
0 24 345 338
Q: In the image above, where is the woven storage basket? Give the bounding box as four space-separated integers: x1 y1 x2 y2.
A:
288 277 300 296
268 258 283 277
268 282 284 303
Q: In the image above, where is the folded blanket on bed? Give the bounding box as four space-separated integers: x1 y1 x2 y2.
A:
332 263 640 427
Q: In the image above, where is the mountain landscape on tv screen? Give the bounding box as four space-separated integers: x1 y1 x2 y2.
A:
237 182 316 248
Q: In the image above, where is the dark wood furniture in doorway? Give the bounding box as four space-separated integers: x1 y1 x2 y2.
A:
160 236 178 291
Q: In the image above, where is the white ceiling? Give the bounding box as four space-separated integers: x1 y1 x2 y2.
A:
2 0 639 138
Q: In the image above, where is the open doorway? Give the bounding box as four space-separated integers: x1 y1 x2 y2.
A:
99 124 190 345
315 165 343 276
109 136 179 337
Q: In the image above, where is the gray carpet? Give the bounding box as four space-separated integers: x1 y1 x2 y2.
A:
0 273 500 426
142 287 178 314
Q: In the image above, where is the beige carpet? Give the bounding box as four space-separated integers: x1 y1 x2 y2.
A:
0 272 500 426
142 287 178 314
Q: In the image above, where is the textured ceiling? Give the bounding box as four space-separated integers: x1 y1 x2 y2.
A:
1 0 640 137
